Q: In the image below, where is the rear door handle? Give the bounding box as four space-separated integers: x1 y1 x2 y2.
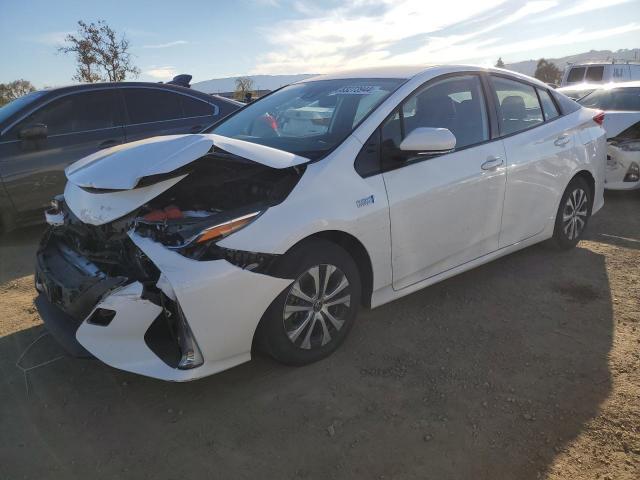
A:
554 134 571 147
481 156 503 171
190 125 203 133
99 139 119 149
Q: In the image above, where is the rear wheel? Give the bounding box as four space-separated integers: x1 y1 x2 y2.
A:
257 239 361 365
551 177 592 249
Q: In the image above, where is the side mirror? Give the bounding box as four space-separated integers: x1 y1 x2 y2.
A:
399 127 456 153
19 123 48 140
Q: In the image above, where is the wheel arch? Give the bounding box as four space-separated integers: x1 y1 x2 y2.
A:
280 230 374 309
571 169 596 209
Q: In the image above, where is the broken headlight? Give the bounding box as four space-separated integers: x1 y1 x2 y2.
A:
171 211 263 260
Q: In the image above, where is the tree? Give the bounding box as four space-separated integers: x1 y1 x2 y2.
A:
59 20 139 83
0 79 36 106
234 76 255 101
534 58 562 84
495 57 505 68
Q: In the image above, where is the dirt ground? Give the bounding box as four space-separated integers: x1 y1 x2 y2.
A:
0 191 638 480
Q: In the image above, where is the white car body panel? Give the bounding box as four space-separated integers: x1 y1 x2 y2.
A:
64 175 188 225
382 142 507 290
38 65 607 381
602 111 640 138
65 133 310 191
575 81 640 190
66 134 214 190
77 233 293 381
606 143 640 190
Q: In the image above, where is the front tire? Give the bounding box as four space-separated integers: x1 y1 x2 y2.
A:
551 177 592 249
258 239 361 366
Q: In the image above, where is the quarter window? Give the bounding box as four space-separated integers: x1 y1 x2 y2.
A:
537 88 560 121
181 96 214 117
491 76 543 135
124 89 183 124
14 90 122 136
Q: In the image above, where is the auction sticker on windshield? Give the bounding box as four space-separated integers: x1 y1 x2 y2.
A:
330 85 381 95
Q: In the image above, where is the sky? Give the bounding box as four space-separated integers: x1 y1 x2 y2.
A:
1 0 639 88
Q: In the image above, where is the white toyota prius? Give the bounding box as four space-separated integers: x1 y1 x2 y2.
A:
35 66 606 381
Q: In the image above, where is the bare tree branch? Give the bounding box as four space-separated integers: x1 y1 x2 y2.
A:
58 20 139 83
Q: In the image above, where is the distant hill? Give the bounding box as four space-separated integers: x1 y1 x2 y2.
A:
192 49 640 93
192 74 317 93
504 48 640 76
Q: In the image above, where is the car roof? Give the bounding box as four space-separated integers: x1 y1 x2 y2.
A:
303 65 437 82
301 65 552 89
35 81 225 103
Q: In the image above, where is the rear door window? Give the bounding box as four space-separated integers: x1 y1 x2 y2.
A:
566 67 586 84
124 88 183 124
585 66 604 82
490 76 543 135
14 90 122 136
537 88 560 121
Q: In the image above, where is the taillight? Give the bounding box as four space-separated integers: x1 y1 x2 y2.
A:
593 111 605 126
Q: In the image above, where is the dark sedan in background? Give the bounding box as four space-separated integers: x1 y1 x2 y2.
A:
0 81 242 231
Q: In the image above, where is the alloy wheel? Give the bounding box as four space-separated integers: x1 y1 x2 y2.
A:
283 264 351 350
562 187 588 240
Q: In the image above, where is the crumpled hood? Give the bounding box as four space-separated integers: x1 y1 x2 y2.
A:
65 133 310 190
62 133 310 226
602 111 640 138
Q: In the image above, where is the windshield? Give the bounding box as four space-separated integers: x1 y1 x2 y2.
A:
209 78 405 159
578 87 640 111
0 90 46 125
559 88 596 100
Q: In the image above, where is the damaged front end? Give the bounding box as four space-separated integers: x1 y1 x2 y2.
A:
35 135 301 380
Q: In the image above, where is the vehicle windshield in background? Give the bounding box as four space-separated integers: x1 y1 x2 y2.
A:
0 90 46 125
559 88 596 100
210 78 405 159
578 87 640 111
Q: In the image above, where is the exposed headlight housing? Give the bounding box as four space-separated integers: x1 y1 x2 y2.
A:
624 162 640 183
186 211 262 246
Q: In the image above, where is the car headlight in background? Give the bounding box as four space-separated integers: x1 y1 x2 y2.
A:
624 162 640 183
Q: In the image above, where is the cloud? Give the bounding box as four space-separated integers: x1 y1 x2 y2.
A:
144 66 178 79
535 0 634 21
30 31 73 46
252 0 637 74
142 40 189 49
253 0 508 74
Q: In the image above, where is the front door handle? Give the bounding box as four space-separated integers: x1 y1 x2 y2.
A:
481 156 503 171
99 139 119 149
554 134 571 147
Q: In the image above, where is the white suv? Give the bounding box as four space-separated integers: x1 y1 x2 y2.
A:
35 65 606 381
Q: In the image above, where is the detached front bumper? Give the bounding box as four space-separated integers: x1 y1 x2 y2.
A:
35 229 292 381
